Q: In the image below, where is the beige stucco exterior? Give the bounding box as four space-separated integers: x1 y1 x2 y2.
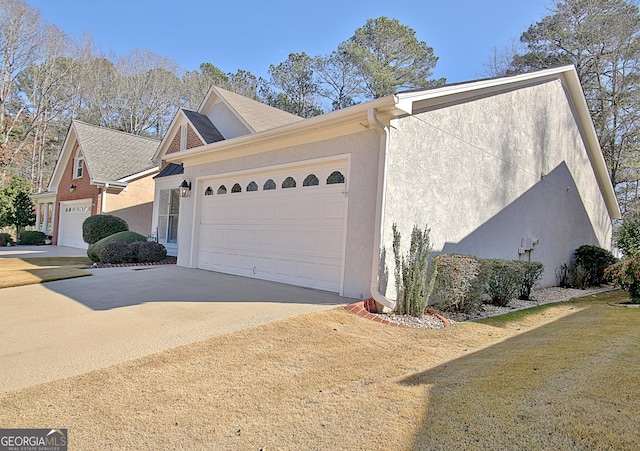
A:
160 67 619 304
383 78 614 290
104 174 155 236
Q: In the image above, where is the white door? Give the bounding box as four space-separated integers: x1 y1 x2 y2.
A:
196 162 348 293
58 200 92 249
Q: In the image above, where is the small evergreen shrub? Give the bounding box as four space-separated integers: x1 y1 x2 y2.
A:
82 214 129 245
392 223 432 317
574 245 617 286
18 230 47 245
604 256 640 303
0 232 13 246
100 241 137 264
517 261 544 300
432 254 488 314
87 231 147 262
615 216 640 256
485 259 521 307
133 241 167 263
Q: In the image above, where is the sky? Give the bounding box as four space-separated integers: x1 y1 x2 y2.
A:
26 0 552 84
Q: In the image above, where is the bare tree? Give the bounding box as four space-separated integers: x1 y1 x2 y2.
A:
314 45 363 110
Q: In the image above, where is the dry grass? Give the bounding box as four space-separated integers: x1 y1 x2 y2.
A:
0 257 91 288
1 291 638 449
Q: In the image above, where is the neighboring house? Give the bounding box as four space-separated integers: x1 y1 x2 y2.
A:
153 66 620 309
32 121 159 249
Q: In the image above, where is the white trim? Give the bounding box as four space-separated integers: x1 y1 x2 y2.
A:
118 167 159 183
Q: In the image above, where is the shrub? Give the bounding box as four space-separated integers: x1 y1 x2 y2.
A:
615 216 640 256
485 259 521 307
132 241 167 263
574 245 617 286
556 261 589 289
82 214 129 245
87 231 147 262
432 254 488 314
517 261 544 300
100 241 137 264
392 223 432 317
604 256 640 303
0 232 13 246
18 230 47 245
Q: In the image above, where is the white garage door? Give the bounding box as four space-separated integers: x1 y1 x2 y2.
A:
58 200 92 249
196 162 348 293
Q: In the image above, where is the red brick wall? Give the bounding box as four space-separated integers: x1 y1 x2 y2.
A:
165 130 181 155
186 124 204 149
52 143 100 245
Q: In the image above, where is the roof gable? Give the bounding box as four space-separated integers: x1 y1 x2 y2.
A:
48 121 159 191
181 109 225 144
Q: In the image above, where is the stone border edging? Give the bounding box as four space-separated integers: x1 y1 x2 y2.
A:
345 299 451 328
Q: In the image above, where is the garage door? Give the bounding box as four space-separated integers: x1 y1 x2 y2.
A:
196 162 348 293
58 200 92 249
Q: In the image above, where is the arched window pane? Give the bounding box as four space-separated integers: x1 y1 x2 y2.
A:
263 179 276 190
217 185 227 194
247 181 258 192
327 171 345 184
282 176 297 189
231 183 242 193
204 186 213 196
303 174 319 186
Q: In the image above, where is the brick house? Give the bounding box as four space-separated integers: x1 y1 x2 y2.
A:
32 121 159 249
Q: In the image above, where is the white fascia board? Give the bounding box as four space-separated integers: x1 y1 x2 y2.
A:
118 167 160 183
91 179 128 189
164 96 399 166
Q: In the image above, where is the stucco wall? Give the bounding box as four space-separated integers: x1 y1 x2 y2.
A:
105 175 156 236
177 130 381 299
383 79 614 292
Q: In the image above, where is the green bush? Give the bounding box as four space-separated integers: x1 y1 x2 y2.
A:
485 259 522 307
574 245 617 286
604 256 640 303
615 216 640 256
18 230 47 245
432 254 488 314
100 241 137 264
517 261 544 300
133 241 167 263
82 214 129 245
87 231 147 262
0 232 13 246
392 223 433 317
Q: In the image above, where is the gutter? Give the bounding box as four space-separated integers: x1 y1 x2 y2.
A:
368 108 396 310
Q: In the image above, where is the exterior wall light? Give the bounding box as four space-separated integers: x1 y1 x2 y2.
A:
179 178 192 198
69 184 76 192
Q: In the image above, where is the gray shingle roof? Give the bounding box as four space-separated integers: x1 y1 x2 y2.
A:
213 87 303 132
182 109 225 144
73 121 159 182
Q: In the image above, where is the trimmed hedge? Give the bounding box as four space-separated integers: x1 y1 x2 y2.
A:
485 259 521 307
431 254 488 313
87 231 147 262
99 241 168 264
82 214 129 245
18 230 47 245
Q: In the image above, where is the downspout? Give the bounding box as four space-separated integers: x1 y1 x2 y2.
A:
101 183 108 214
368 108 396 310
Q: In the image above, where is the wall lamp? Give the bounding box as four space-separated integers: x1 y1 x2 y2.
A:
179 177 192 198
69 184 76 192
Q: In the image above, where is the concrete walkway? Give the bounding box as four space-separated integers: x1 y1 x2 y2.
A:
0 247 353 392
0 244 87 258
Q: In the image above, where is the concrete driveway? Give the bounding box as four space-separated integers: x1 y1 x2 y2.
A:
0 246 353 392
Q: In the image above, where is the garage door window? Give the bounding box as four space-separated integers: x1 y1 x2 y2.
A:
263 179 276 190
158 188 179 243
327 171 345 184
282 176 296 188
